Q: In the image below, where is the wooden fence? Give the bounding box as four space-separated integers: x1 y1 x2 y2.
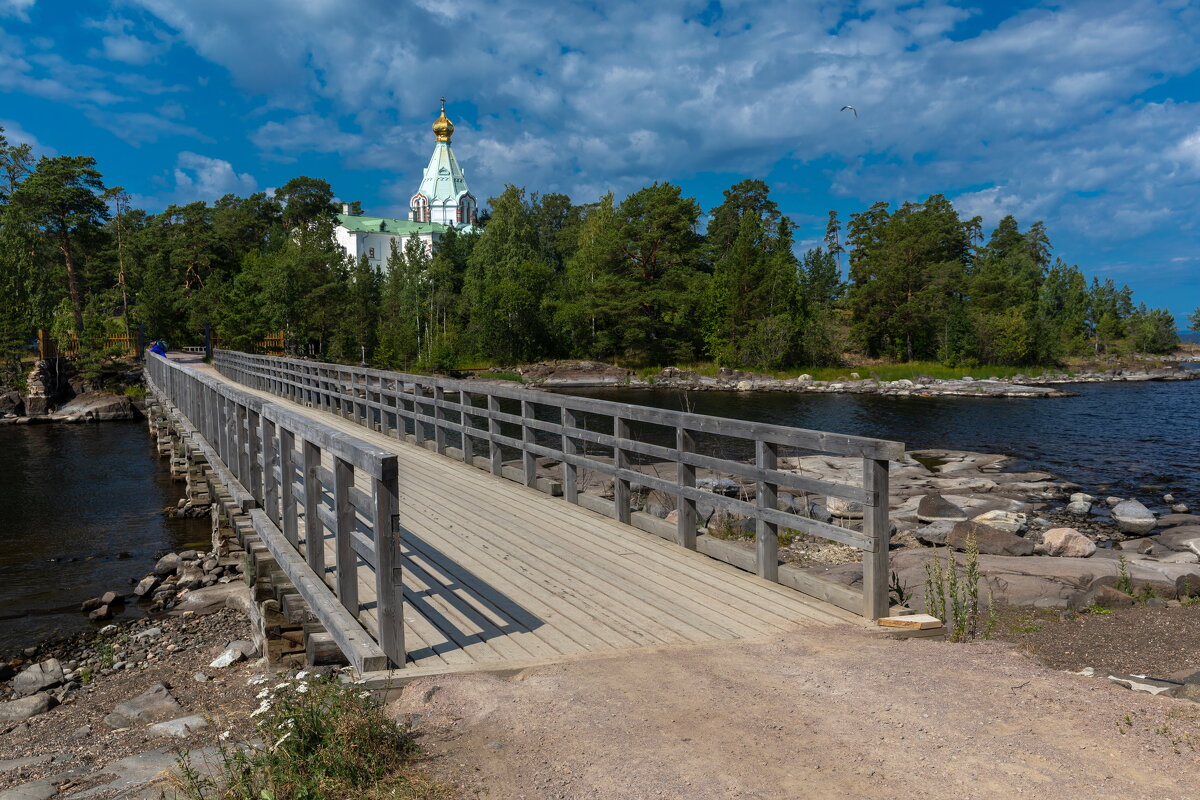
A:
214 349 904 621
39 329 139 360
145 352 402 671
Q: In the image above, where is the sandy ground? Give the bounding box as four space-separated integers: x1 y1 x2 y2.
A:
392 627 1197 800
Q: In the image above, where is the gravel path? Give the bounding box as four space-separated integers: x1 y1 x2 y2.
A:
393 628 1196 800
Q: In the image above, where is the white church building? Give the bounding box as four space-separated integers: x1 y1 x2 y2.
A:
334 99 478 270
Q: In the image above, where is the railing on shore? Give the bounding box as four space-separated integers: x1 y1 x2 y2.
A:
214 349 904 621
145 352 402 672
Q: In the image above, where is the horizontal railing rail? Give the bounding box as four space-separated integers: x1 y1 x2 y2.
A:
145 353 403 670
214 350 904 621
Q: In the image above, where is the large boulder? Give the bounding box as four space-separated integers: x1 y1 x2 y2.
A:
917 494 967 523
915 520 956 546
153 553 180 576
51 393 140 422
0 693 56 721
1041 527 1096 558
170 583 247 616
949 521 1035 556
1112 499 1156 534
826 497 864 520
102 684 184 729
11 659 63 696
1156 527 1200 554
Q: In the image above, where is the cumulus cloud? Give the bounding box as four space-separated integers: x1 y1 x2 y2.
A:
124 0 1200 258
174 151 256 199
0 0 34 21
87 15 170 65
0 118 55 155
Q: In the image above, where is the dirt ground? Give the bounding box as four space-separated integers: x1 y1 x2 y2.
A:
393 627 1197 800
992 605 1200 678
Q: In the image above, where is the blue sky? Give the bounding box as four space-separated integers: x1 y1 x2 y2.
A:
2 0 1198 323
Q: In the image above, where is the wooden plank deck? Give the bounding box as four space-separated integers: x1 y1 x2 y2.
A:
180 355 859 671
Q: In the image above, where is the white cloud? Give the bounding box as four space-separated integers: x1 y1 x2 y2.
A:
0 0 34 22
127 0 1200 245
173 151 256 201
84 108 209 147
0 118 55 155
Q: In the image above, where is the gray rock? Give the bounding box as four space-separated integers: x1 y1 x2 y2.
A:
102 684 184 729
179 549 200 561
807 503 833 524
1172 504 1190 514
132 626 162 640
1158 514 1200 529
147 714 209 738
100 591 123 606
972 509 1027 534
1112 499 1157 535
228 639 259 658
915 520 956 546
169 583 245 615
1164 493 1175 504
0 778 57 800
916 494 967 523
1080 584 1137 610
1107 673 1178 696
11 659 63 696
209 647 244 669
949 521 1035 556
827 497 864 519
153 553 180 576
1156 527 1200 553
0 694 56 721
133 575 159 597
80 597 104 612
1070 492 1095 504
88 605 112 621
1171 683 1200 703
1042 527 1096 558
1105 496 1122 507
1066 500 1092 515
1178 574 1200 599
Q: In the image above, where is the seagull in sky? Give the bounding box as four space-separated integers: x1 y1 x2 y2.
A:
840 105 858 118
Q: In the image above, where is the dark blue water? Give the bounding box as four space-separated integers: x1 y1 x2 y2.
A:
560 373 1200 501
0 423 209 654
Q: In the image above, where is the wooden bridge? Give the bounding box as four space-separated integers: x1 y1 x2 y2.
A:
144 351 904 680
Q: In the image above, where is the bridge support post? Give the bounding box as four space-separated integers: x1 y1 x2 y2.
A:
755 440 779 582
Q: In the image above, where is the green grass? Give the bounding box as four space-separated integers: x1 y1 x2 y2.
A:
171 677 449 800
486 370 525 383
123 384 148 399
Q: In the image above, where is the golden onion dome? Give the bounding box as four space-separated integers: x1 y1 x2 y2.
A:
432 97 454 142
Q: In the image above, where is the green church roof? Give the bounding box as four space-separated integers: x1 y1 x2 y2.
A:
336 213 446 235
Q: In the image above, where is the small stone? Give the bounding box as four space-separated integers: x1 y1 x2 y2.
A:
193 672 209 683
1173 504 1190 514
88 605 112 621
100 591 124 606
827 497 864 520
1164 494 1175 504
133 575 160 597
179 549 200 561
209 647 245 669
101 684 184 729
915 520 956 546
1066 501 1092 515
1105 496 1122 507
132 626 162 640
1082 584 1136 610
1070 492 1095 504
80 597 104 612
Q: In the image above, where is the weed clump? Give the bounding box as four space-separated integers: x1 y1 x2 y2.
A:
172 676 446 800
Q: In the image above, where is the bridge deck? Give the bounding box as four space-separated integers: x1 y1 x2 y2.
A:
182 356 858 671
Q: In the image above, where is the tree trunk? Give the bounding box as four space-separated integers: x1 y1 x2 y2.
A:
59 224 84 336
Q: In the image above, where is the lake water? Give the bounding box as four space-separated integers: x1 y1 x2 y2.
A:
560 372 1200 504
0 371 1195 653
0 423 208 654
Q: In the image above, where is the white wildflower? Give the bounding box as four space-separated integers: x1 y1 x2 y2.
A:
248 674 270 686
295 682 309 694
219 730 231 741
256 689 271 700
359 691 371 699
250 700 272 718
270 730 294 752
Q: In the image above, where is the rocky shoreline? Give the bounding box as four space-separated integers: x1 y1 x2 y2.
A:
487 357 1198 397
1 359 144 425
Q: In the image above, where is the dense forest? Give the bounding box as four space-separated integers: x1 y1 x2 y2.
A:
0 126 1184 387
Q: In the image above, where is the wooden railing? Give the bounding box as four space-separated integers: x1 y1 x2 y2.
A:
145 352 402 671
214 350 905 621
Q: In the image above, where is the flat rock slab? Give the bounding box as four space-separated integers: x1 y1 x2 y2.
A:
147 714 209 738
0 779 57 800
170 583 246 615
102 684 183 729
71 747 216 799
50 393 139 422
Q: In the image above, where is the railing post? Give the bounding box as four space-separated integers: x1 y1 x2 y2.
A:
434 386 446 454
235 403 250 485
262 415 278 525
755 440 779 582
280 427 299 547
460 391 476 465
613 416 631 524
372 465 405 668
333 457 359 615
862 457 891 622
521 399 537 488
487 395 502 475
561 407 578 504
676 426 697 549
303 441 324 573
247 408 263 503
412 382 425 448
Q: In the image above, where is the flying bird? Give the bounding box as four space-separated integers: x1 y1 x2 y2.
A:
840 105 858 118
